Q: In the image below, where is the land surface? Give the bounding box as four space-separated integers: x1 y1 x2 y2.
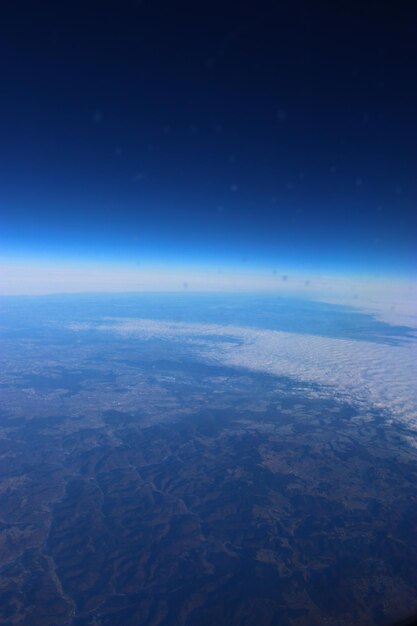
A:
0 295 417 625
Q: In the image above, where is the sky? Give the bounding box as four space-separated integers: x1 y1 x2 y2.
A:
0 0 416 287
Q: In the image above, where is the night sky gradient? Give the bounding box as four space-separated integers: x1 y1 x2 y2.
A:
1 1 416 277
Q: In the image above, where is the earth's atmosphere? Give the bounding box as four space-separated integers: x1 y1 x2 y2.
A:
0 293 417 626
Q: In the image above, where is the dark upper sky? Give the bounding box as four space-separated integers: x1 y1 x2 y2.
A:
1 0 416 275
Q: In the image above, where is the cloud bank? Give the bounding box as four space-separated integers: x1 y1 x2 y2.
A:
70 317 417 431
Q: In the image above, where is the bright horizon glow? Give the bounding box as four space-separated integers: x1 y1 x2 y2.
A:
1 258 416 328
2 227 416 279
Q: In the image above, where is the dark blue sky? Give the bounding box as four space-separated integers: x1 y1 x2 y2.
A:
1 1 416 275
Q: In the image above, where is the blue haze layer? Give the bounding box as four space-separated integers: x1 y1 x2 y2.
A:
0 293 414 346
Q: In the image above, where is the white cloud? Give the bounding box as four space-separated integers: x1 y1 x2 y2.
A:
70 317 417 430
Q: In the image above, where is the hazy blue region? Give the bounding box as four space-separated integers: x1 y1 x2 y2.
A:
0 293 414 345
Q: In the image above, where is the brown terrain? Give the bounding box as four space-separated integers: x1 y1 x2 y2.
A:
1 357 417 625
